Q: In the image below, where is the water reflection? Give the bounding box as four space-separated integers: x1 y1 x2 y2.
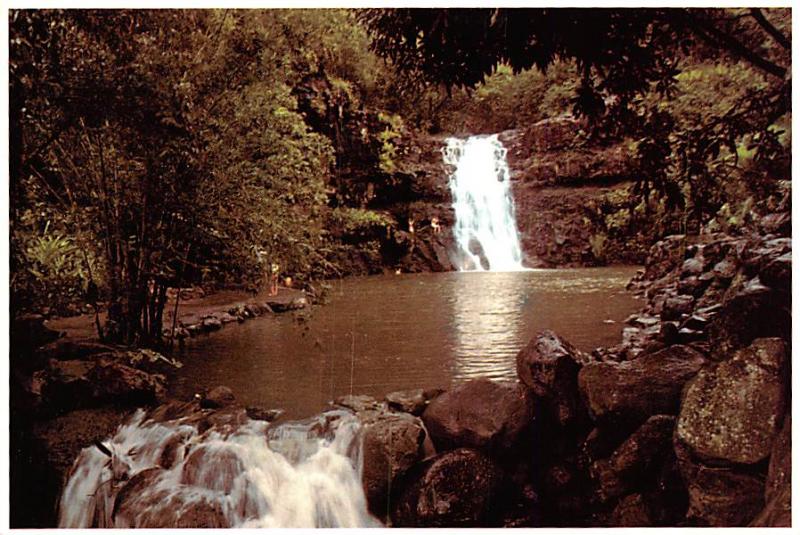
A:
450 272 532 381
172 268 641 419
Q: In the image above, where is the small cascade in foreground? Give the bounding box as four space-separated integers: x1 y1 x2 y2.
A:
58 408 379 528
444 134 526 272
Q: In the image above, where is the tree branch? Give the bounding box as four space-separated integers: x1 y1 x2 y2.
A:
749 8 790 50
683 11 787 79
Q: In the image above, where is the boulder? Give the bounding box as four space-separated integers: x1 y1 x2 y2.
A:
390 448 504 527
360 410 428 518
708 283 791 360
385 389 426 416
516 330 589 427
660 295 695 321
765 413 791 503
590 415 675 502
626 314 660 328
37 357 165 412
676 338 787 464
675 439 764 526
680 258 704 278
422 378 535 455
578 345 706 423
335 396 430 518
115 487 229 528
269 297 307 312
200 316 223 332
173 499 228 528
742 238 791 276
610 493 654 527
750 485 791 527
88 357 166 406
759 252 791 293
677 276 707 297
759 211 791 236
243 303 264 317
200 386 236 409
710 258 737 281
218 312 238 324
750 412 791 527
112 467 168 525
245 406 283 422
512 115 580 153
334 394 384 413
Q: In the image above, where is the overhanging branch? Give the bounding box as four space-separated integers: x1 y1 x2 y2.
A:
683 11 787 79
749 8 790 51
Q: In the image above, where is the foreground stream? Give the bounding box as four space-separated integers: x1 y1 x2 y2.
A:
171 267 641 419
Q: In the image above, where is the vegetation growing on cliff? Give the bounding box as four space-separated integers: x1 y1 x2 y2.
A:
363 7 791 234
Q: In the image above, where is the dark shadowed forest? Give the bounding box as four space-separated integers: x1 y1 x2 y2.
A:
6 7 792 530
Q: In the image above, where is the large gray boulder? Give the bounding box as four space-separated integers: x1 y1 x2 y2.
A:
516 330 589 428
422 378 535 455
578 345 706 423
676 338 787 464
390 448 504 527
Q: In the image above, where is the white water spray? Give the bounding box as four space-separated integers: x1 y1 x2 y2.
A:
58 408 379 528
444 134 526 271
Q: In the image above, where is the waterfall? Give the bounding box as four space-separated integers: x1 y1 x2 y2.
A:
58 408 379 528
444 134 526 272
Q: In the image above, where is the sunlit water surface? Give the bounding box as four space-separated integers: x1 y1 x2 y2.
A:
171 268 641 419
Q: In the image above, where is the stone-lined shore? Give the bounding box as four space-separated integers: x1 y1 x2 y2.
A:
10 208 791 527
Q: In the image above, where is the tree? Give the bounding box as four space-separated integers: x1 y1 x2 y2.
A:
360 8 791 229
10 10 334 345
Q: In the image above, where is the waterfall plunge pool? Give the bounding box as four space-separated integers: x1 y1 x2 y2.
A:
59 138 643 529
170 267 642 420
58 267 643 528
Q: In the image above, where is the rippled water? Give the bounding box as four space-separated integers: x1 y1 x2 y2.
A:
172 268 641 419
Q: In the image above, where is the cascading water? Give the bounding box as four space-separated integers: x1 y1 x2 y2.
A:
58 408 380 528
444 134 526 272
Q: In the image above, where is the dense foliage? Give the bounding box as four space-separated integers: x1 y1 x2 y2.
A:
9 9 393 343
362 7 791 233
9 8 792 346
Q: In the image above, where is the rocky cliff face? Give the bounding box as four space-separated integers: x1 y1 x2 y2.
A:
373 115 644 273
500 116 642 267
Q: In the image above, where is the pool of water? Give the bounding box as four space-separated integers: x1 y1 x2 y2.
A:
170 267 642 419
